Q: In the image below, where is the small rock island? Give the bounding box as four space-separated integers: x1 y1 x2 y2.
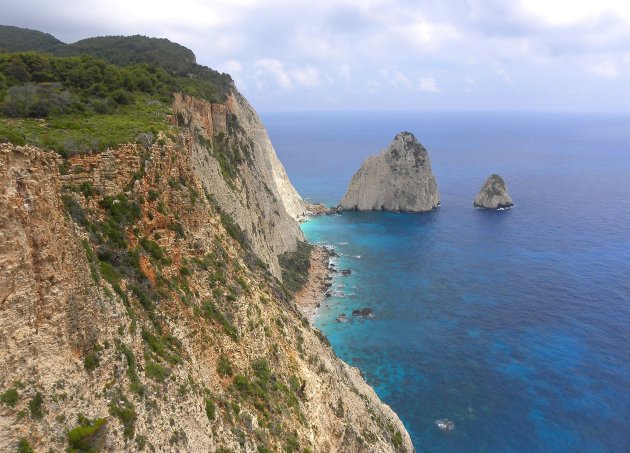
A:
339 131 440 212
473 174 514 209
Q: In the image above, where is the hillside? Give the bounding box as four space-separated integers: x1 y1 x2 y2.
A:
0 25 64 52
0 26 414 452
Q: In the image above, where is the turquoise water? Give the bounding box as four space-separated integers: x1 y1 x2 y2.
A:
263 112 630 452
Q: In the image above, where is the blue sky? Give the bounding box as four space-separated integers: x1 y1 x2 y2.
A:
2 0 630 112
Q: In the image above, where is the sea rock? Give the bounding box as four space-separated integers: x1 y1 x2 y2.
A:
336 314 349 323
341 269 352 276
352 308 374 317
473 174 514 209
339 131 440 212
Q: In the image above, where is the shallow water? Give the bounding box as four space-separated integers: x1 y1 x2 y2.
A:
264 111 630 452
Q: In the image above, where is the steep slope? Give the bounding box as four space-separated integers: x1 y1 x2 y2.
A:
0 104 413 453
172 90 307 278
339 131 440 212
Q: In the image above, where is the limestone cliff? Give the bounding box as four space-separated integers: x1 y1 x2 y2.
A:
172 91 306 280
339 132 440 212
0 97 413 451
473 174 514 209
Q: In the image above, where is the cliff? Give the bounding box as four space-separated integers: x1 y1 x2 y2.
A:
0 92 414 452
473 174 514 209
172 91 307 278
339 132 440 212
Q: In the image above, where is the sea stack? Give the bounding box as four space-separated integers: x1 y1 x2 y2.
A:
473 174 514 209
339 131 440 212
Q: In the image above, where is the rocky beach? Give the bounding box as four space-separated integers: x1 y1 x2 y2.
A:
294 245 335 322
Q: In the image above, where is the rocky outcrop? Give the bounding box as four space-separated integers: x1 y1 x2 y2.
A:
473 174 514 209
0 117 413 451
339 131 439 212
173 91 307 278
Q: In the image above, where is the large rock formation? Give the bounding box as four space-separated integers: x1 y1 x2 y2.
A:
0 94 414 451
339 131 440 212
473 174 514 209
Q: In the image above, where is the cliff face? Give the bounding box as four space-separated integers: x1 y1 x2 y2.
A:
339 132 440 212
0 94 413 452
172 91 306 279
474 174 513 209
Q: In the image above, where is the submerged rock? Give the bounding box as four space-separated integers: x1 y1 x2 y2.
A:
473 174 514 209
339 131 440 212
352 308 374 318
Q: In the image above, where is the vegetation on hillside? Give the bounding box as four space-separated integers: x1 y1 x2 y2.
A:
278 241 314 295
0 26 234 154
0 25 63 53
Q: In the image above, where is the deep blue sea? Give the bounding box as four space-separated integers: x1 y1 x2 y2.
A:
262 111 630 452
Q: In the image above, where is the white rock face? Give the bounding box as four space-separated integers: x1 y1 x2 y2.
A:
473 174 514 209
173 90 307 278
339 131 440 212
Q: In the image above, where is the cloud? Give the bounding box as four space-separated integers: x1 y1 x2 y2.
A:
589 61 620 79
391 71 413 89
418 77 440 93
2 0 630 111
255 59 292 89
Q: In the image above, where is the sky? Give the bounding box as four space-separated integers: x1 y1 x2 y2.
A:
2 0 630 112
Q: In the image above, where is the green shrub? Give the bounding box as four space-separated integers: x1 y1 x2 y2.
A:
252 358 271 383
139 237 165 262
83 351 100 372
202 301 238 341
67 415 107 452
17 438 34 453
0 388 19 406
118 344 143 395
205 398 216 420
145 361 170 382
28 392 43 419
217 354 233 377
109 394 136 439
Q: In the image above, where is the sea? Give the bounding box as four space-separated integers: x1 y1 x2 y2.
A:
261 111 630 452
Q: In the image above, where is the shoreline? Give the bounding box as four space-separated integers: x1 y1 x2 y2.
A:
295 245 335 322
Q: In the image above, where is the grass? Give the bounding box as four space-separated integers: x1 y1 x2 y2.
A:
0 94 173 156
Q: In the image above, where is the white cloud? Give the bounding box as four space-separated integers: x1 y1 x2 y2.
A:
590 61 620 79
218 60 243 75
418 77 440 93
518 0 630 26
255 59 292 89
391 71 413 89
292 66 320 88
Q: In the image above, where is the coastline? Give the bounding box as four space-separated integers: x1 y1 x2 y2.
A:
295 244 334 322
